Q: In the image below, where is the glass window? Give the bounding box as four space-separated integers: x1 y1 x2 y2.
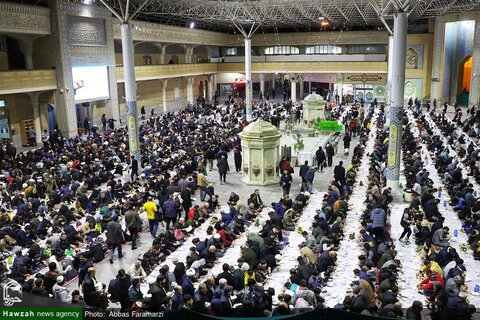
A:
305 45 342 54
348 45 386 54
264 46 299 55
225 47 237 56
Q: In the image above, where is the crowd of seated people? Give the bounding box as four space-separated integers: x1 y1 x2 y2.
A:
0 99 296 312
401 108 477 320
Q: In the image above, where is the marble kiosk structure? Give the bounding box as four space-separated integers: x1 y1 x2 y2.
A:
239 119 282 186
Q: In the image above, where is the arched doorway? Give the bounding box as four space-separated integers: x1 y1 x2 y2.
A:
457 55 472 105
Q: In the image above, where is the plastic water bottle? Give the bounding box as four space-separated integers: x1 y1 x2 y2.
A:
475 284 480 293
7 256 13 265
438 191 441 198
443 199 447 208
454 230 458 237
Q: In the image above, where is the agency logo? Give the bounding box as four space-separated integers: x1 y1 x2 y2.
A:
2 279 22 306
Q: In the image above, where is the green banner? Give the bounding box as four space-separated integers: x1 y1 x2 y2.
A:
0 308 82 320
315 120 343 132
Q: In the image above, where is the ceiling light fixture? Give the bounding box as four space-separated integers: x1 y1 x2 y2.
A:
318 16 325 21
189 22 195 29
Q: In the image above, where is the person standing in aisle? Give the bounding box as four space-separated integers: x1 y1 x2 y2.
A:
101 114 107 131
27 126 37 146
303 167 316 190
343 134 351 156
399 206 414 245
333 161 346 186
125 206 142 249
280 170 293 196
83 117 91 136
141 106 146 120
143 197 159 238
332 134 340 155
106 215 124 264
217 155 229 185
325 143 334 167
234 148 242 173
41 129 49 149
315 146 326 172
205 146 216 171
197 170 208 202
299 160 310 183
130 156 139 181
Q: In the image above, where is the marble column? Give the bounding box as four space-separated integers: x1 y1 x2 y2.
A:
186 76 195 104
299 79 304 99
160 45 167 64
161 79 168 113
28 92 42 144
207 75 215 102
386 35 394 126
14 35 37 70
259 73 266 97
335 73 343 103
386 11 408 194
121 23 140 162
185 46 195 64
290 80 298 102
245 38 252 121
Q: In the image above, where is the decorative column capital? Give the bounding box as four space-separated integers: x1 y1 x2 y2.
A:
185 76 195 85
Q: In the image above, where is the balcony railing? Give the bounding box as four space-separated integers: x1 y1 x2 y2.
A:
115 63 218 82
0 69 56 95
0 61 390 94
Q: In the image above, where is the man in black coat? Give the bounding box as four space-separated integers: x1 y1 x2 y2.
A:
106 215 124 264
205 147 216 171
77 253 93 286
192 283 209 313
315 146 326 172
343 134 351 151
125 207 142 249
280 171 293 197
325 143 334 167
233 148 242 173
82 267 99 307
148 275 171 311
317 250 336 273
216 263 235 286
201 245 217 268
299 161 309 183
217 155 229 184
83 240 106 263
333 161 346 186
130 155 138 181
181 186 193 214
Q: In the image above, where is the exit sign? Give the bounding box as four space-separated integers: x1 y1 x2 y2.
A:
0 100 5 107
